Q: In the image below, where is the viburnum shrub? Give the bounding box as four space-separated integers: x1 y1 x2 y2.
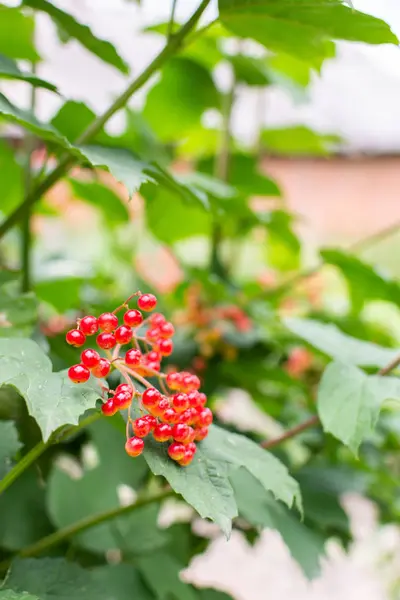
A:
66 291 212 466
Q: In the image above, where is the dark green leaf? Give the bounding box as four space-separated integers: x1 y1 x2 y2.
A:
143 57 219 141
0 338 102 441
50 100 97 142
231 469 324 578
262 126 340 155
137 552 198 600
0 421 21 480
317 361 400 453
0 53 57 91
218 0 398 65
0 7 39 61
68 178 129 226
0 592 39 600
23 0 129 73
284 317 399 368
90 565 154 600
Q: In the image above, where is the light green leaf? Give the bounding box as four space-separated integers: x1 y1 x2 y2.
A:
143 57 219 141
0 140 23 216
262 125 340 155
0 421 22 480
0 591 39 600
50 100 97 142
317 361 400 453
229 55 272 86
0 53 57 91
0 7 39 61
321 249 400 313
284 317 399 368
23 0 129 73
137 552 198 600
34 276 85 313
0 338 102 441
218 0 398 65
141 423 301 537
0 280 37 338
265 210 300 271
68 178 129 226
231 469 324 578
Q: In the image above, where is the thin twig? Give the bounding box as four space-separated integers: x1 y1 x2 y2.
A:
167 0 178 41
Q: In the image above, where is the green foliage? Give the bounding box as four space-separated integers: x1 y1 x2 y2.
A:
0 592 39 600
0 7 39 61
0 421 22 479
262 126 340 156
0 54 57 91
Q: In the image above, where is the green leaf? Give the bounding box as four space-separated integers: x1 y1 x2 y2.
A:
218 0 398 65
0 469 53 550
137 552 198 600
0 140 23 216
231 469 324 578
321 249 400 313
68 178 129 226
140 422 301 537
284 317 399 368
34 276 85 313
265 210 300 271
229 55 272 86
23 0 129 73
0 592 39 600
90 565 154 600
0 7 39 61
50 100 97 142
262 125 340 156
0 53 57 91
317 361 400 453
0 281 37 338
143 57 219 141
0 338 102 441
0 421 22 480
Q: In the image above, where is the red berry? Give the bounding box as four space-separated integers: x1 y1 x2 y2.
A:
159 322 175 338
180 408 196 425
142 414 157 430
98 312 118 333
114 391 132 410
166 372 183 390
97 332 116 349
198 407 213 427
133 417 151 438
187 442 197 454
172 393 189 413
187 391 201 409
172 423 191 443
182 374 200 392
101 398 117 416
197 392 207 406
157 339 173 356
154 397 170 418
168 442 186 461
194 426 209 441
142 387 162 408
115 325 133 345
81 348 101 369
163 408 178 424
125 436 144 457
185 426 196 444
138 293 157 312
115 383 134 399
125 349 142 366
146 327 161 343
79 316 99 336
68 364 90 383
144 350 161 363
150 313 166 327
146 361 160 372
123 309 143 327
179 447 195 466
153 423 172 442
91 358 111 378
66 329 86 347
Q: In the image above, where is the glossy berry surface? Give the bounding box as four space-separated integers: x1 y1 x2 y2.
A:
125 436 144 457
97 332 117 350
115 383 134 399
123 309 143 327
153 423 172 442
142 388 162 408
146 328 160 343
138 293 157 311
168 442 186 461
98 312 118 332
125 349 141 366
91 358 111 378
157 339 173 356
68 364 90 383
66 329 86 347
81 349 101 369
172 423 191 443
101 399 117 416
133 417 151 438
163 408 178 424
198 407 213 427
194 426 209 441
172 393 189 413
150 313 166 327
142 414 157 430
166 372 182 390
114 391 132 410
115 325 133 344
159 322 175 338
79 316 99 336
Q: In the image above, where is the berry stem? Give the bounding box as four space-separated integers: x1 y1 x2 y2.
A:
112 292 141 315
119 365 153 389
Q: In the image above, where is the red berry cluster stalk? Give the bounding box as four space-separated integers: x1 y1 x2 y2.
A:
66 292 213 467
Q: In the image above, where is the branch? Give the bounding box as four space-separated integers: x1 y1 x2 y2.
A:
0 0 211 239
261 353 400 449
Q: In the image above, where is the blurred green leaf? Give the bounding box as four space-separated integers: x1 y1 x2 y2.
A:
267 53 315 87
50 101 98 142
218 0 398 65
0 469 53 550
0 281 37 338
262 125 340 155
23 0 129 73
143 57 219 141
90 565 154 600
284 317 399 368
0 592 39 600
0 338 103 441
0 420 21 480
137 552 197 600
0 7 39 61
231 469 324 578
35 276 85 313
0 140 23 217
317 361 400 453
321 249 400 312
265 210 300 271
68 178 129 226
0 53 57 91
229 55 272 86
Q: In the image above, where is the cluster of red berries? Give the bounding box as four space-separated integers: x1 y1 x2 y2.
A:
65 292 213 467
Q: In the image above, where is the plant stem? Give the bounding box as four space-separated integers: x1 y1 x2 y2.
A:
260 353 400 449
0 0 211 240
167 0 178 40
